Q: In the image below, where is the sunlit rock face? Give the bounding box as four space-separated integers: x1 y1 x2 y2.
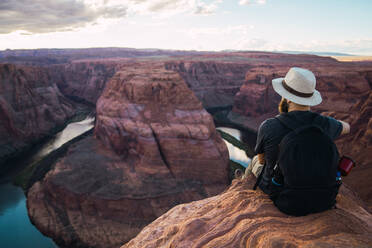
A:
0 63 75 170
27 63 229 248
123 175 372 248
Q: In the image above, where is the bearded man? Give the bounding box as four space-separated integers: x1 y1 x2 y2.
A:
240 67 350 195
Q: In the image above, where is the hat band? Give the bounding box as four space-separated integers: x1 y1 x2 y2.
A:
282 80 314 98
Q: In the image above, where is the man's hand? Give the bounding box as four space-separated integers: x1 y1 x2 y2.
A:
258 153 265 164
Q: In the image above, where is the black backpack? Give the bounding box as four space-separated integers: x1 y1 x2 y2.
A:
259 114 340 216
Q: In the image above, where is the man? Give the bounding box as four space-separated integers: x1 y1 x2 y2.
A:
242 67 350 195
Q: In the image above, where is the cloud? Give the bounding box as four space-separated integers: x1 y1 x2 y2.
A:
239 0 266 5
0 0 127 34
0 0 221 34
127 0 221 16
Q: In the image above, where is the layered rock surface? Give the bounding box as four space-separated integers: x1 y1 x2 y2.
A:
0 63 75 170
124 175 372 248
27 64 229 248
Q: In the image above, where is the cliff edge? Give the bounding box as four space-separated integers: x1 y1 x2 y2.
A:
123 175 372 248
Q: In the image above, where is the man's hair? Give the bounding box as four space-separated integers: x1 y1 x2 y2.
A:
279 98 289 113
279 98 309 113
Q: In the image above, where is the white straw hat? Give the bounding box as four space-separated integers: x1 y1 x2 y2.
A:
272 67 322 106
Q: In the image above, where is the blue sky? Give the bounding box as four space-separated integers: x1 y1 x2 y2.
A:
0 0 371 54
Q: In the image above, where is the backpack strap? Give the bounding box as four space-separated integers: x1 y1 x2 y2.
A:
253 115 292 191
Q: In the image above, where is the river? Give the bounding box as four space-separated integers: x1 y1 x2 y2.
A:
216 127 252 168
0 116 95 248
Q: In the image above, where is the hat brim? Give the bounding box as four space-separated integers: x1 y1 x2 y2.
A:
272 78 322 106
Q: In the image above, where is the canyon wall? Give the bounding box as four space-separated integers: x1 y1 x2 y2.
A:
0 63 75 171
165 61 251 110
51 61 125 104
27 63 229 248
124 175 372 248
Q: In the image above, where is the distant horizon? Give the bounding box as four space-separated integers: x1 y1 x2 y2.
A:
1 46 370 57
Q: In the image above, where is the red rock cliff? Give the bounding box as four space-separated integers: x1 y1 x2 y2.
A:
123 176 372 248
0 63 75 170
27 63 229 248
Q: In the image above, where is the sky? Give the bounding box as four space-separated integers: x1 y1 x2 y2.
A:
0 0 372 55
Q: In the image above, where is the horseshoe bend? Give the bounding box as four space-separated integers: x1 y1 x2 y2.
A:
0 50 371 248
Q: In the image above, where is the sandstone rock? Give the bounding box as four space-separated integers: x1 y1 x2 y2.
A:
0 63 75 170
123 175 372 248
27 64 229 248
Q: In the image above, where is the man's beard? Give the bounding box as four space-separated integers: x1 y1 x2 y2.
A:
278 98 289 113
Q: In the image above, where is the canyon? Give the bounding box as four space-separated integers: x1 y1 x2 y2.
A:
27 63 229 248
0 49 371 247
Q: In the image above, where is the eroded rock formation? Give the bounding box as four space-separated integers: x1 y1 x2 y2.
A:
27 63 229 248
123 175 372 248
0 63 75 170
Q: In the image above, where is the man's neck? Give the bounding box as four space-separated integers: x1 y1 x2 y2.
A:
288 105 310 112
